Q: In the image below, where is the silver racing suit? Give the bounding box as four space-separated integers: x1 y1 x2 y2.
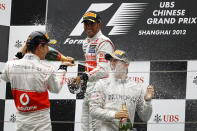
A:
81 30 115 131
0 54 67 131
89 75 152 131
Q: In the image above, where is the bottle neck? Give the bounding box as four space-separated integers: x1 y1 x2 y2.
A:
122 103 127 110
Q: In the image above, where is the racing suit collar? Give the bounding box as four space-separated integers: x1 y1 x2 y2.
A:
87 30 102 41
23 53 40 61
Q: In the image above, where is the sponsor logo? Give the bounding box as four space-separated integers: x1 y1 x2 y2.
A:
163 115 179 122
0 3 5 10
99 53 104 57
115 50 124 56
85 53 96 60
193 76 197 85
84 12 97 18
89 45 96 53
64 3 147 44
13 64 42 71
20 93 30 106
69 3 113 37
99 58 108 63
154 114 162 123
17 106 37 111
107 3 148 35
70 3 147 36
108 94 138 102
64 38 84 45
15 40 23 49
128 76 144 84
154 114 179 123
9 114 16 123
18 93 37 111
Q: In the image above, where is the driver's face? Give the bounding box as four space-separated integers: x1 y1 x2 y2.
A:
40 43 49 60
110 59 128 70
110 58 129 78
84 20 101 38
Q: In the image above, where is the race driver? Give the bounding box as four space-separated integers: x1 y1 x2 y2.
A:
74 11 115 131
89 50 154 131
0 31 74 131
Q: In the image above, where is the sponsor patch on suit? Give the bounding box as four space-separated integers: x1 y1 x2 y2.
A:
89 45 96 53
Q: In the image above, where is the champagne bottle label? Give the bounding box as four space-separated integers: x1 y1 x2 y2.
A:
46 46 74 63
45 46 60 61
119 103 133 131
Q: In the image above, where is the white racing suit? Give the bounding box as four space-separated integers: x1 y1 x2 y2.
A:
81 31 115 131
89 75 152 131
0 54 67 131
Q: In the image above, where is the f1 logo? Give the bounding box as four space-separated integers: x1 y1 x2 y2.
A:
70 3 147 36
70 3 113 36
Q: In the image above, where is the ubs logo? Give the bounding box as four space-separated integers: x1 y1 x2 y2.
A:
154 114 162 123
20 93 30 106
154 114 179 123
9 114 16 123
128 76 144 83
15 40 23 48
193 76 197 85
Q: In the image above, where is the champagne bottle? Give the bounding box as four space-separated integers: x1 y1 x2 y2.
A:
119 103 133 131
45 46 74 63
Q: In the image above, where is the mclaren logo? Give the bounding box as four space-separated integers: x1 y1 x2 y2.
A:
70 3 148 36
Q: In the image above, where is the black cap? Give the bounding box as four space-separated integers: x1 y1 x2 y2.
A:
105 50 129 63
26 31 56 46
82 11 101 23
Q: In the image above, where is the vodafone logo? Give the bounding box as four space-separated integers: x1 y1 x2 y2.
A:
20 93 30 106
0 3 6 10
